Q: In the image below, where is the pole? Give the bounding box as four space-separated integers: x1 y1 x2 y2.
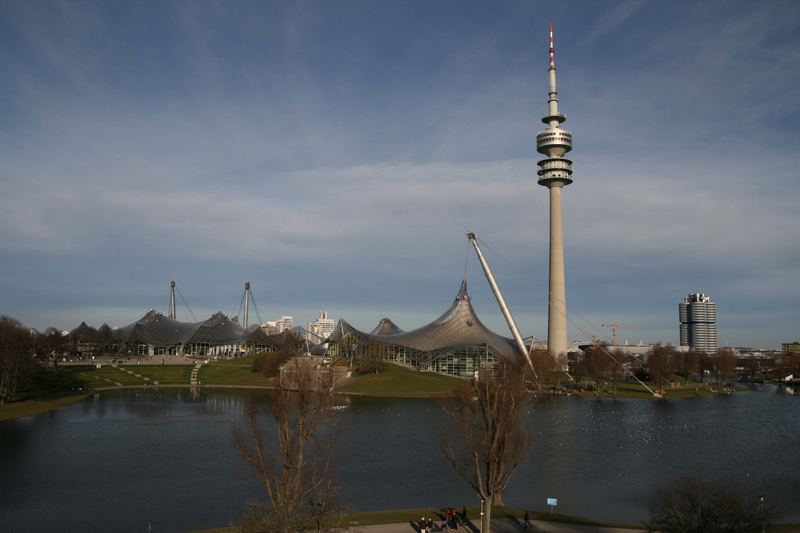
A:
467 233 536 376
169 281 177 320
243 281 250 331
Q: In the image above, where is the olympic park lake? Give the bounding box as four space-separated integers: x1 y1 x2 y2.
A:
1 386 798 532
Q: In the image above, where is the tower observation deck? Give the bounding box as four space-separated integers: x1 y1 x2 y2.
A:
537 24 572 368
537 24 573 186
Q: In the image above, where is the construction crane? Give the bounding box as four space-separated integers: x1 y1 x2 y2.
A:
466 232 536 377
600 323 638 346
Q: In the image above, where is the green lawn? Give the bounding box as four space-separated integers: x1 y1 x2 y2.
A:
198 356 274 386
15 366 91 398
0 393 90 421
72 364 193 386
337 363 464 397
76 366 138 386
606 381 723 399
550 377 727 399
121 365 192 384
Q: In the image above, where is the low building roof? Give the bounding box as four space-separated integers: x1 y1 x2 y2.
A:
370 318 404 336
333 280 518 361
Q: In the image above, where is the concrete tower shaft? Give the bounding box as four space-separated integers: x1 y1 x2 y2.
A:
537 24 571 368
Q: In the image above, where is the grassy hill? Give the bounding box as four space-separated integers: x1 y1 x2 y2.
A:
198 355 274 386
336 363 464 397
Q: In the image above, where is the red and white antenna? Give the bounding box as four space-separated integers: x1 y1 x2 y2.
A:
549 23 556 71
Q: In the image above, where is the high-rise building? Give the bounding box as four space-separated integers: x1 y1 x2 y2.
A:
537 24 573 369
679 293 718 353
308 311 335 342
275 316 294 334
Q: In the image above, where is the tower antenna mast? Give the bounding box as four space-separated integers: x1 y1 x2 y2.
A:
537 24 573 370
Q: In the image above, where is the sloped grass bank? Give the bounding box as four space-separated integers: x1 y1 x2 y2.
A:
0 393 89 421
198 355 274 386
337 363 464 397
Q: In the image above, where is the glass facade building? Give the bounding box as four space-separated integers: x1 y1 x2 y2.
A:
327 280 521 378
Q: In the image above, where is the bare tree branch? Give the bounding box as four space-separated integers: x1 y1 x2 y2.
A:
232 358 346 532
438 363 532 532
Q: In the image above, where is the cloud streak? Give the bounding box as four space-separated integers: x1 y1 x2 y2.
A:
0 0 798 347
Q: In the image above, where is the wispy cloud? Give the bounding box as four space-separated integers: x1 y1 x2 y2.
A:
0 0 798 347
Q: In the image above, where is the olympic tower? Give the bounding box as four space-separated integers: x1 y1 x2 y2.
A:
536 24 572 369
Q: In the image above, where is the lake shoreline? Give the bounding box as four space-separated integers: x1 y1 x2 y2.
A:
0 381 745 422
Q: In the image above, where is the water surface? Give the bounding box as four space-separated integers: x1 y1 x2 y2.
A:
1 387 797 532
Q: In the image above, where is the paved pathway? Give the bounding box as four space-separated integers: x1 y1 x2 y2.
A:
190 361 204 385
61 354 198 366
351 519 643 532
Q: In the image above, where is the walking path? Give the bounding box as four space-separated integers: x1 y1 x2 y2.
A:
352 519 643 532
190 361 204 385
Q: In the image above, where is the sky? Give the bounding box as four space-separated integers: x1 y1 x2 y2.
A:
1 0 798 348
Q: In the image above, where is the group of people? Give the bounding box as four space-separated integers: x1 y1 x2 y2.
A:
418 507 462 532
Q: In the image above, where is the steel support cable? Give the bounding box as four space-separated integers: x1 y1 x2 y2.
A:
476 236 607 342
463 239 470 281
248 291 264 326
545 286 658 395
476 237 605 342
231 290 246 322
474 237 656 393
175 286 198 322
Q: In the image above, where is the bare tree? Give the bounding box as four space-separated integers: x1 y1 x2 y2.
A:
530 349 553 390
583 346 609 391
356 343 384 375
41 327 66 365
647 345 676 393
232 359 345 532
698 350 715 384
0 316 34 404
608 348 629 395
669 350 684 383
439 363 532 532
715 348 737 385
741 357 760 384
647 477 779 532
680 349 701 383
782 352 800 378
253 344 296 378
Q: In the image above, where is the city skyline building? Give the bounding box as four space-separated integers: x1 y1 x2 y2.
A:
275 315 293 333
679 292 718 354
537 25 573 369
262 315 294 334
307 310 336 341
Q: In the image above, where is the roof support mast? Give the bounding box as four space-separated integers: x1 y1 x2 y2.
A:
169 280 177 320
467 233 536 376
243 281 250 332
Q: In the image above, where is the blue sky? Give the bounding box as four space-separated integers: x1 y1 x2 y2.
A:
1 0 798 348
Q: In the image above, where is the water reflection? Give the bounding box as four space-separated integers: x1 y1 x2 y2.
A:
0 387 797 533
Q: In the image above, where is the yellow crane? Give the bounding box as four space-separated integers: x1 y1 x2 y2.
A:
600 323 638 347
